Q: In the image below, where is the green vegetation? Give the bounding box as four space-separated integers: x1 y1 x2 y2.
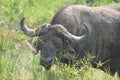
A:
0 0 120 80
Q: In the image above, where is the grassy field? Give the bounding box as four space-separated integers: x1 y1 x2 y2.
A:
0 0 120 80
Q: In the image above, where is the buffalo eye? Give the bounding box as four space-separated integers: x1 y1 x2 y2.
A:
33 39 44 51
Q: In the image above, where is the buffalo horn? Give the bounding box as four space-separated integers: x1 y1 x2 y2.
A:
20 17 39 37
57 24 86 43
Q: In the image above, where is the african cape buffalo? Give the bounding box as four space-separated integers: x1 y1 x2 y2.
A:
20 3 120 75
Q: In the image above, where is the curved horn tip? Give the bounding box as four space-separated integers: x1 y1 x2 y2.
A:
21 17 25 21
20 17 25 24
70 34 86 43
20 17 37 37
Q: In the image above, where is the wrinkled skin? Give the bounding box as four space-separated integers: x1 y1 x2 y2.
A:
20 3 120 75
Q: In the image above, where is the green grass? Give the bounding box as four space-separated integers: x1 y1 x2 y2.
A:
0 0 120 80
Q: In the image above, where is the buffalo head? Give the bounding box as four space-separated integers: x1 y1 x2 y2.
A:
20 18 85 69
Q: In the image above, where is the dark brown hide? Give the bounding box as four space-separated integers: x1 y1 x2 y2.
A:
102 3 120 12
51 4 120 75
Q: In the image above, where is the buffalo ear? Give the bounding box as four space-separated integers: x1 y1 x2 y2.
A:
63 40 76 60
24 40 38 55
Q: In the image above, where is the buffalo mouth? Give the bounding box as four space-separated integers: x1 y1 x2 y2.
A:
40 57 53 70
41 62 51 70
